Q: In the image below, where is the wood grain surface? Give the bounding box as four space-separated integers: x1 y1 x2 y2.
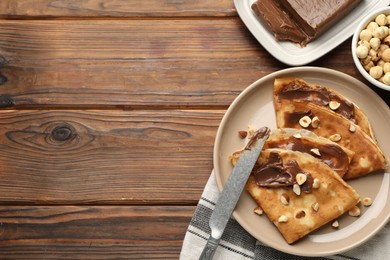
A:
0 0 236 18
0 205 194 259
0 109 221 204
0 1 389 259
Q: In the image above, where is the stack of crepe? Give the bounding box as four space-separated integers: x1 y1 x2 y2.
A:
230 78 387 244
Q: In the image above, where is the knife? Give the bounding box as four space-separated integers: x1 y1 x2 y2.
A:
199 126 270 260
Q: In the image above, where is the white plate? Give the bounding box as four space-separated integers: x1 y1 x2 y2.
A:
214 67 390 256
234 0 390 66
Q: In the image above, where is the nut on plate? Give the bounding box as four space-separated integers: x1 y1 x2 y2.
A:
348 206 361 217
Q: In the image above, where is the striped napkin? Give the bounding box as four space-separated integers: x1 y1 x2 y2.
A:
180 171 390 260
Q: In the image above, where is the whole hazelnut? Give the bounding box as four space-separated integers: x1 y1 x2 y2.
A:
380 44 389 52
384 62 390 73
375 14 387 26
369 66 383 79
356 45 369 59
383 72 390 85
370 37 381 50
359 29 372 41
382 48 390 62
367 21 379 32
358 40 370 49
372 26 387 39
369 48 380 62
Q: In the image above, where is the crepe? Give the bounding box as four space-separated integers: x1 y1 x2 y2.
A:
246 149 360 244
230 128 354 178
275 100 387 179
274 77 375 139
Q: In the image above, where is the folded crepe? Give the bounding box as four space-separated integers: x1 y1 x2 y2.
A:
274 100 387 179
230 128 354 177
274 77 375 139
246 149 360 244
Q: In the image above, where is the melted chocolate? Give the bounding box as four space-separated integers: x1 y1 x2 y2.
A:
245 127 270 150
278 80 356 122
253 152 313 193
267 136 349 176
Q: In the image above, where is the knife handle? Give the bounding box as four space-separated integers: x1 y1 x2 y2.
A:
198 235 220 260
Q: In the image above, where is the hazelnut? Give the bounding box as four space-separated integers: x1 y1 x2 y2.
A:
383 62 390 73
329 133 341 142
359 29 372 41
348 206 361 217
377 60 386 68
254 206 263 215
238 130 247 138
311 116 320 128
312 178 320 189
382 48 390 62
280 193 290 205
296 173 307 185
363 61 375 72
380 44 389 52
383 35 390 45
293 184 301 196
370 37 381 50
329 101 340 110
312 202 320 212
299 116 311 128
356 45 369 59
387 15 390 25
376 14 387 26
360 55 372 66
369 48 380 62
383 72 390 85
373 26 387 39
369 66 383 79
362 197 373 207
293 133 302 139
349 124 357 133
310 148 321 156
358 40 371 49
381 26 389 37
332 220 340 229
295 210 306 219
278 215 288 223
367 21 379 32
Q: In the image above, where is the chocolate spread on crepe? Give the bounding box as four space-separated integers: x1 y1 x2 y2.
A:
274 78 375 139
246 149 360 244
251 0 362 46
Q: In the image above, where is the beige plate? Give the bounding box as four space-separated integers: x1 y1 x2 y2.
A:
214 67 390 256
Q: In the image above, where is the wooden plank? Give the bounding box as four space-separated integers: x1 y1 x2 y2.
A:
0 19 280 108
0 205 194 259
0 0 236 18
0 109 221 204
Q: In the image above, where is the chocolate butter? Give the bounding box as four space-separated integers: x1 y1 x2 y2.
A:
281 0 362 38
251 0 309 45
278 80 356 122
253 152 313 193
252 0 361 46
245 126 270 150
266 136 349 176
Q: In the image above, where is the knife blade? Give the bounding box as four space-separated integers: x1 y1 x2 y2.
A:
199 126 270 260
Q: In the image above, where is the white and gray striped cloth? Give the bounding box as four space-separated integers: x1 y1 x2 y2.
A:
180 171 390 260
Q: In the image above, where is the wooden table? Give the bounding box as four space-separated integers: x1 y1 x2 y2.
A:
0 1 389 259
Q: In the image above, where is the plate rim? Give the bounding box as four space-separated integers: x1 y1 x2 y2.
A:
213 66 390 256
